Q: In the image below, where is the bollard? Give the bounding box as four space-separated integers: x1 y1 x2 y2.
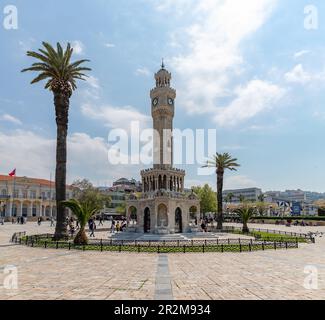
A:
100 239 103 252
183 245 186 254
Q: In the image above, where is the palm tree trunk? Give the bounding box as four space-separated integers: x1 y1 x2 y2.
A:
74 226 88 245
53 92 69 240
216 170 224 230
242 222 249 233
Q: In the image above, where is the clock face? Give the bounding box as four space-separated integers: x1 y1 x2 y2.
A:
168 98 173 105
153 98 158 106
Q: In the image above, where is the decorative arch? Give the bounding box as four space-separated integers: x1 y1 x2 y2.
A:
157 204 168 227
144 207 151 233
175 207 183 233
128 206 137 225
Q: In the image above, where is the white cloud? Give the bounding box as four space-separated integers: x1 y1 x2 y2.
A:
71 40 85 55
224 175 257 190
0 114 22 125
284 64 312 84
214 80 285 126
294 50 310 59
135 67 150 77
81 103 150 130
164 0 279 117
0 129 141 185
87 76 100 89
104 43 116 48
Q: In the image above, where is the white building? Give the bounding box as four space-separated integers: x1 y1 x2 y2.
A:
0 175 73 219
223 188 262 203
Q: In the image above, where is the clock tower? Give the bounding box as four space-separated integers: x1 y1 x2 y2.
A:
126 62 200 235
150 61 176 169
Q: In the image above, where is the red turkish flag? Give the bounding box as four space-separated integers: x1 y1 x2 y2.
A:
9 169 16 177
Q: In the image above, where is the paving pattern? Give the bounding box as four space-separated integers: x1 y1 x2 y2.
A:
0 222 325 300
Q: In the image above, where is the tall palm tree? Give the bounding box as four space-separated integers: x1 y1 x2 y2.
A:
22 42 91 240
203 153 240 230
234 205 256 233
62 199 101 245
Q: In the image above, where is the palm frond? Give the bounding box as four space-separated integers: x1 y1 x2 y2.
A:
22 41 91 93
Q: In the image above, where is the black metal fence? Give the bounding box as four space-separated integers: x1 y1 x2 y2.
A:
12 233 300 253
208 226 315 243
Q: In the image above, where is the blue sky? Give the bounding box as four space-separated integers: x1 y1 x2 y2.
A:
0 0 325 192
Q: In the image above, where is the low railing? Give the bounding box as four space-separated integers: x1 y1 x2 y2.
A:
10 231 26 243
207 226 315 243
13 233 300 253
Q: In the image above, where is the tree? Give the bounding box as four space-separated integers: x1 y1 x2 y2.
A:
258 194 266 202
239 195 246 203
22 42 91 240
234 204 256 233
225 193 234 203
71 179 111 210
255 201 272 216
314 200 325 216
62 199 101 245
192 184 217 216
202 153 240 230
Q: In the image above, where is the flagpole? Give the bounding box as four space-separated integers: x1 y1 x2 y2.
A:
11 174 16 217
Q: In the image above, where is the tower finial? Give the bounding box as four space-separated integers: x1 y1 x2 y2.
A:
161 58 165 69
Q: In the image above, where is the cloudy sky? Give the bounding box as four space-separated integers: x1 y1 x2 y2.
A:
0 0 324 192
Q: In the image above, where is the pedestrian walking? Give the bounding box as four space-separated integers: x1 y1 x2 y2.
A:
111 219 116 234
50 217 55 227
89 220 95 238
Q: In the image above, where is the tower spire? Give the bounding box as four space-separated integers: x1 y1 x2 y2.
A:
161 58 165 69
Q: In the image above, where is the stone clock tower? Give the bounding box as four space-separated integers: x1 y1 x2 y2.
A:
150 61 176 169
126 63 200 235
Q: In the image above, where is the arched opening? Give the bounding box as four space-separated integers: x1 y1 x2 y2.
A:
144 207 151 233
157 204 168 227
175 207 183 233
32 204 37 217
12 203 18 217
22 203 28 217
45 206 51 217
128 206 137 226
189 206 198 225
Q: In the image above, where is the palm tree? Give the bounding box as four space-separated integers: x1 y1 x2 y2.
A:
62 199 101 245
22 42 91 240
234 205 256 233
203 153 240 230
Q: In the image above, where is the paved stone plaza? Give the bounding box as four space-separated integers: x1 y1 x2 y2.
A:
1 222 325 300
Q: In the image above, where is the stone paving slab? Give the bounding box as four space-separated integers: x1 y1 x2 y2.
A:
0 222 325 300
